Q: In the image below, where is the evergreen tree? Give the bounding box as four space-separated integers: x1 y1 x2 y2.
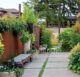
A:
25 0 80 27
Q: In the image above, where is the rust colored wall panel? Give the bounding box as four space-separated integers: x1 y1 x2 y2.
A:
17 36 23 54
0 31 23 62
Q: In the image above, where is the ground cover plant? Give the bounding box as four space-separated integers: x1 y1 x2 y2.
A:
69 51 80 74
0 65 24 77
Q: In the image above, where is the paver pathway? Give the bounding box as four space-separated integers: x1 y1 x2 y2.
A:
22 53 49 77
42 52 80 77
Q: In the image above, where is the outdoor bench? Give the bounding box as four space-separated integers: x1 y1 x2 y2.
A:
14 54 32 67
39 44 47 53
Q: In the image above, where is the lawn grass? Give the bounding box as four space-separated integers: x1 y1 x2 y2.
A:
38 58 48 77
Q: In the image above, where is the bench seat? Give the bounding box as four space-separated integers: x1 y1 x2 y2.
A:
14 54 32 67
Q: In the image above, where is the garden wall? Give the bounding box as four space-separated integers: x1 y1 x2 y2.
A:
0 31 23 62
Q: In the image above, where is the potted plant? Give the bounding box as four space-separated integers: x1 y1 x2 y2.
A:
27 49 39 59
20 31 31 53
0 59 24 77
0 66 24 77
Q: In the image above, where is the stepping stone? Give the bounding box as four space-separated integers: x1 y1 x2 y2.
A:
32 58 46 63
22 69 40 77
24 63 43 69
49 52 69 58
48 57 69 62
46 62 68 69
42 69 80 77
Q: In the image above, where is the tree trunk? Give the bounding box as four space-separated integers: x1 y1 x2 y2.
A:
58 3 61 33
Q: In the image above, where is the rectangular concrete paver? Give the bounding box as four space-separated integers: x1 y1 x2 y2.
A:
46 62 68 69
48 57 69 62
49 52 69 58
24 63 43 69
42 52 80 77
22 69 41 77
42 69 80 77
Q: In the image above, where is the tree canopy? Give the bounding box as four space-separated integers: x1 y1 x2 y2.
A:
25 0 80 27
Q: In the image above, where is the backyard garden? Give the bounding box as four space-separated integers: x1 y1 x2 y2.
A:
0 0 80 77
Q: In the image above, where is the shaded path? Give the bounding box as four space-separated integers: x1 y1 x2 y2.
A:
42 52 80 77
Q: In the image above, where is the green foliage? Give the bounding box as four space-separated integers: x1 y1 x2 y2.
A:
0 18 26 35
0 67 24 77
27 49 39 54
48 48 63 52
0 41 4 57
14 67 24 77
58 28 80 51
52 42 59 48
69 51 80 74
0 59 24 77
20 31 31 44
30 33 35 44
0 20 9 33
40 25 46 30
9 19 26 35
0 34 4 58
41 29 52 48
26 0 79 27
21 5 38 25
69 43 80 58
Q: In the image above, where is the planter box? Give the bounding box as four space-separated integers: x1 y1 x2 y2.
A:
32 52 39 60
0 71 16 77
24 40 31 54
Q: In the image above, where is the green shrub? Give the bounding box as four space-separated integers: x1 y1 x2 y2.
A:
41 29 52 48
48 48 64 52
20 31 31 44
69 51 80 74
14 67 24 77
27 49 39 54
69 43 80 58
30 33 35 44
0 20 8 33
0 66 24 77
59 28 80 51
0 18 26 35
9 19 26 35
0 34 4 57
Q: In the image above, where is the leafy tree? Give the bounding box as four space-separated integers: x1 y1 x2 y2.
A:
25 0 80 27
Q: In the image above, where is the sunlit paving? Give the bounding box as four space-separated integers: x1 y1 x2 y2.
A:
0 0 80 77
